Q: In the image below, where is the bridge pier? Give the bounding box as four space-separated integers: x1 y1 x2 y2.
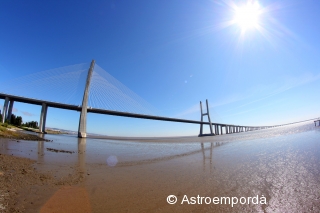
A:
7 100 14 123
39 103 48 133
1 97 9 123
78 60 95 138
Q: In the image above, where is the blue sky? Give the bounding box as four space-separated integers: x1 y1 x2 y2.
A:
1 0 320 136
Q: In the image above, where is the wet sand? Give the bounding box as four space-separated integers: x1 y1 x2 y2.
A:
1 122 320 212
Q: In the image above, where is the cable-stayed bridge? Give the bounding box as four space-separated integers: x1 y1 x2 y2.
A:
0 60 287 138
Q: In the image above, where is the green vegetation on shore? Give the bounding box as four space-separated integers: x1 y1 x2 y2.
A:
20 126 69 135
0 123 49 141
1 113 68 137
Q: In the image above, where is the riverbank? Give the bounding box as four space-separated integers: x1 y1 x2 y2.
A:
0 124 51 141
20 126 69 135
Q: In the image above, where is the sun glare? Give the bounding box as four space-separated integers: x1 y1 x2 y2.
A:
234 1 261 30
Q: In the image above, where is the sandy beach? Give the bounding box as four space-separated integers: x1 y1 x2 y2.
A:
1 122 320 212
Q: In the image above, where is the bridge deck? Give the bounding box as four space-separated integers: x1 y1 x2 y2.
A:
0 93 259 127
2 93 316 132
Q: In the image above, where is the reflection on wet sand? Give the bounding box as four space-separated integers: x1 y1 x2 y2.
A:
201 143 212 172
39 138 91 213
78 138 86 177
37 141 44 163
113 141 226 167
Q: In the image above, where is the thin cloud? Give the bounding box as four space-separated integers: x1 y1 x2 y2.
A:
175 104 199 118
21 111 35 116
222 98 287 118
175 72 320 118
175 92 248 118
0 106 18 113
223 72 320 112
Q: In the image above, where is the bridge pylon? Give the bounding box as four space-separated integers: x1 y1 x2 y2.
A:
78 60 95 138
199 99 214 136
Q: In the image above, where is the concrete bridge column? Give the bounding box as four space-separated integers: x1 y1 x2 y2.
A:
7 100 14 123
78 60 95 138
39 103 48 133
220 125 223 135
1 97 9 123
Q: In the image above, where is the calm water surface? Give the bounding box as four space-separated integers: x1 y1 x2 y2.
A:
1 121 320 212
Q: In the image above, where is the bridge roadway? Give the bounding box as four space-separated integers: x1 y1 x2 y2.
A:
0 93 273 134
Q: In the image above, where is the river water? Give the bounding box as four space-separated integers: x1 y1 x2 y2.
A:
1 121 320 212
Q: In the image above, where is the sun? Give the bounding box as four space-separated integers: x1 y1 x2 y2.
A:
233 1 261 30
